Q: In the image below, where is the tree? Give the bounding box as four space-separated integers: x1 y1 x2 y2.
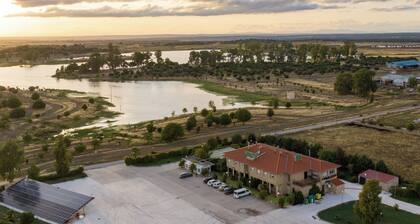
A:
354 180 382 224
375 160 389 173
81 104 88 111
186 115 197 131
231 134 242 145
178 159 185 168
87 53 105 73
9 107 26 119
285 102 292 109
189 163 196 174
161 123 185 142
194 147 209 159
269 98 280 109
353 69 377 98
6 96 22 108
267 108 274 119
219 113 232 126
0 141 24 182
206 138 218 151
146 122 156 133
200 108 209 117
408 77 418 88
335 73 354 95
32 99 46 109
235 108 252 124
92 138 101 151
74 143 86 154
27 165 40 179
54 136 73 176
31 92 40 100
208 100 216 112
182 108 188 114
155 50 163 64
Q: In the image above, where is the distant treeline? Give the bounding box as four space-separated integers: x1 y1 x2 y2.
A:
0 44 99 62
56 41 406 81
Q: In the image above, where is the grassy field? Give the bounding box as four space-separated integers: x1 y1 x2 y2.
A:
188 80 273 103
376 111 420 129
291 125 420 182
318 201 420 224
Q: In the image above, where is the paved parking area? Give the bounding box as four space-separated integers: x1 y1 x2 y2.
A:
56 162 420 224
56 162 274 224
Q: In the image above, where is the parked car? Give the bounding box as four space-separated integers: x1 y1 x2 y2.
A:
218 183 227 191
233 188 251 199
203 177 213 184
179 172 193 179
207 179 217 186
224 187 234 195
212 181 222 188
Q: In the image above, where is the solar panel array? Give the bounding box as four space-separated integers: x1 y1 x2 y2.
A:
0 179 94 224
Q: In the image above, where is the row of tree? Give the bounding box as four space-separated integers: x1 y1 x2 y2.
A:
334 69 377 98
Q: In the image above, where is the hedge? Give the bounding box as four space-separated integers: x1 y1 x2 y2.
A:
125 147 193 166
35 166 86 183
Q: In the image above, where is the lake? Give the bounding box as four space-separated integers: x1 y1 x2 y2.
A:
0 50 254 128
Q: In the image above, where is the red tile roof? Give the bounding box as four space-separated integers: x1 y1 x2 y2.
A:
331 178 345 186
358 169 398 183
224 143 340 175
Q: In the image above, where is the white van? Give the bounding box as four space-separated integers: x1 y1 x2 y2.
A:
233 188 251 199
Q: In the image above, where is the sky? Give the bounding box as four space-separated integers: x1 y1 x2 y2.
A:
0 0 419 37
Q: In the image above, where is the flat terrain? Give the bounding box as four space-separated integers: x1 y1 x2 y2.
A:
55 162 420 224
290 125 420 182
57 163 275 224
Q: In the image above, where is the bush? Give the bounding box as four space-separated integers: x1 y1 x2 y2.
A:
161 123 185 142
74 143 86 154
235 108 252 124
125 147 193 166
27 165 40 179
20 212 35 224
278 196 287 208
294 191 305 205
6 96 22 108
31 93 40 100
178 159 185 168
285 102 292 109
219 113 232 126
407 123 416 131
9 107 26 119
231 134 242 145
32 99 46 109
309 184 321 196
185 116 197 131
35 167 86 182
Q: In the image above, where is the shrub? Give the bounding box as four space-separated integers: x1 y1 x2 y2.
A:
294 191 305 205
178 159 185 168
32 99 46 109
407 123 416 131
186 115 197 131
74 143 86 154
27 165 40 179
20 212 35 224
285 102 292 109
309 184 321 196
9 107 26 119
6 96 22 108
235 108 252 124
161 123 184 142
278 196 287 208
125 147 193 166
219 113 232 126
81 104 88 110
89 98 95 104
231 134 242 145
31 93 40 100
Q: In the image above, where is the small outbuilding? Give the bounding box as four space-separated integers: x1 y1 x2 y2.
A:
330 178 345 194
0 178 94 224
358 169 399 191
183 156 214 175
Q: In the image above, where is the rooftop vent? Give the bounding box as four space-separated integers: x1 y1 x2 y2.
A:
245 150 264 160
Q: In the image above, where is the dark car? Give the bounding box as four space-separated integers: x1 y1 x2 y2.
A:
179 172 193 179
203 177 213 184
224 187 234 195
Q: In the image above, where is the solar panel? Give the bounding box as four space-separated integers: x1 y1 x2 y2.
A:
0 179 94 224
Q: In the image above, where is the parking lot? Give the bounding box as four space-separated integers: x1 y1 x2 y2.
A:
56 162 275 224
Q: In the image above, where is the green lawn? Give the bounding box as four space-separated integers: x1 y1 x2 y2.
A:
392 195 420 206
318 201 420 224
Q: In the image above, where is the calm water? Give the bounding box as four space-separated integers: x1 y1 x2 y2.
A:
0 51 253 128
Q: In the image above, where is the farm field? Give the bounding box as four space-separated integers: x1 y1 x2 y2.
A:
290 125 420 182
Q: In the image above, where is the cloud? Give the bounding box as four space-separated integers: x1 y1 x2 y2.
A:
10 0 323 17
13 0 137 7
372 5 420 12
